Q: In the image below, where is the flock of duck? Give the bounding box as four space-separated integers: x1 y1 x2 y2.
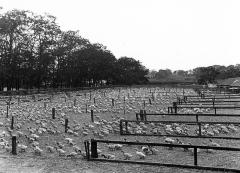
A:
0 87 238 161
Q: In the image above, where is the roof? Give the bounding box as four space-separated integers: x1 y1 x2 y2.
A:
231 79 240 87
217 77 240 86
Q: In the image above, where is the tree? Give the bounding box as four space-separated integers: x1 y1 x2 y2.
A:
193 66 219 84
29 13 61 88
155 69 172 79
115 57 149 85
0 9 33 90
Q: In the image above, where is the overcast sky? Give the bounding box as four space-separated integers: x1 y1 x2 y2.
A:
1 0 240 71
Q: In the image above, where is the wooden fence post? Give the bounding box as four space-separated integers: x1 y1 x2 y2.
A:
173 102 177 114
144 110 147 121
6 105 9 118
196 114 199 122
125 121 128 133
65 119 68 133
112 99 114 107
120 120 123 135
91 139 98 158
44 102 47 109
91 110 94 122
52 108 55 119
74 98 77 106
140 110 144 121
136 113 139 121
12 135 17 155
149 98 152 105
11 116 14 130
84 141 90 160
7 101 10 109
194 147 198 166
198 122 201 136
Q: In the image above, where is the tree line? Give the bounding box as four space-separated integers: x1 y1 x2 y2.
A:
0 9 149 91
149 64 240 84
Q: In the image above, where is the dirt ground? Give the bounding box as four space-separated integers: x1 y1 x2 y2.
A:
0 154 217 173
0 88 239 173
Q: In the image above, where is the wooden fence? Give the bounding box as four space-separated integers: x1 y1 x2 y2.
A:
84 139 240 172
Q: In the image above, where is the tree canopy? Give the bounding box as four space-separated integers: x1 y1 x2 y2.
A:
0 9 149 91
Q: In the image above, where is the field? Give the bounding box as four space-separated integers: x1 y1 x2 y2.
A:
0 86 240 173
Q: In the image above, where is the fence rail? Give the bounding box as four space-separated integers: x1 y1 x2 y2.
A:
84 139 240 172
119 119 240 140
135 112 240 122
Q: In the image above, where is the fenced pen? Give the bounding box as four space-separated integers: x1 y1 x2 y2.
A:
84 139 240 172
119 119 240 140
1 85 240 172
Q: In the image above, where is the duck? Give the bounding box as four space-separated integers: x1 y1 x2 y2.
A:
121 150 133 160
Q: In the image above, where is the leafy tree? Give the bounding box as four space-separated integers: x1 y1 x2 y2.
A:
116 57 149 85
193 66 220 84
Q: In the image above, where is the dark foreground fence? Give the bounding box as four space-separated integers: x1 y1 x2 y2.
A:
120 119 240 140
84 139 240 172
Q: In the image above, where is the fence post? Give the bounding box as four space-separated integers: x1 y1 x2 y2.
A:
125 121 128 133
194 147 198 166
6 105 9 118
65 119 68 133
168 107 170 114
84 141 90 160
196 114 199 122
112 99 114 107
140 110 143 121
11 116 14 130
136 113 139 121
91 139 98 158
149 98 152 105
7 101 10 109
177 97 180 104
74 98 77 106
173 102 177 114
52 108 55 119
12 135 17 155
184 96 187 102
44 102 47 109
198 122 201 136
214 107 217 115
91 110 94 122
144 110 147 121
94 98 96 104
120 120 123 135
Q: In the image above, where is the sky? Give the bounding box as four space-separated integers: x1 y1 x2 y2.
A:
1 0 240 71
